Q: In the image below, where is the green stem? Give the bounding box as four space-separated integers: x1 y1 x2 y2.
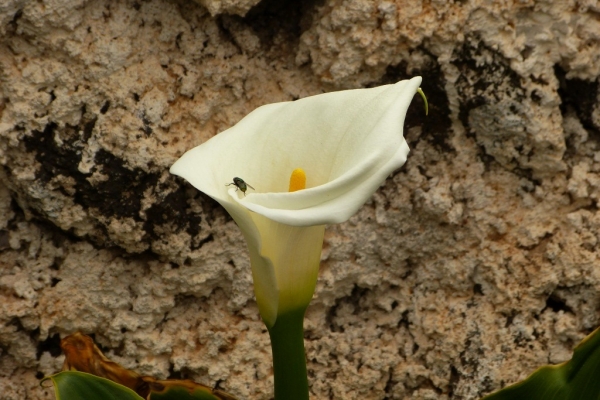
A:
267 308 309 400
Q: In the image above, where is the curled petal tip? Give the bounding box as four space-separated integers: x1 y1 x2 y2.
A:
417 87 428 116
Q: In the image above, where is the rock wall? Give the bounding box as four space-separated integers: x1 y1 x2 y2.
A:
1 0 600 399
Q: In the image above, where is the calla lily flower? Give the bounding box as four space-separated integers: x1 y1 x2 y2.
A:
172 77 423 400
170 77 422 328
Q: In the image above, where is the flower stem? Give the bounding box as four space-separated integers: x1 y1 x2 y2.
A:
267 308 309 400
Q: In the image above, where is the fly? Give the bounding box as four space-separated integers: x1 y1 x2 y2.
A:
226 177 255 196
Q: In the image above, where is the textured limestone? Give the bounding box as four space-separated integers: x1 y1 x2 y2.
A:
1 0 600 399
192 0 262 17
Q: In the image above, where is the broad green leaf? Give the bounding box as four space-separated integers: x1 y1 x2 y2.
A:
43 371 143 400
483 326 600 399
55 332 239 399
45 371 237 400
149 381 234 400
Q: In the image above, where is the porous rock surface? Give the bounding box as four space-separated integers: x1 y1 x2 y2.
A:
1 0 600 399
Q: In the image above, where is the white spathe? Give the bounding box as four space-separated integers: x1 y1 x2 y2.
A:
170 77 422 327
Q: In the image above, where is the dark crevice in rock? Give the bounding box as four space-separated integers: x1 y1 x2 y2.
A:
0 230 9 251
168 365 196 380
326 285 370 333
8 317 26 332
400 258 415 280
379 49 453 153
325 303 340 333
544 291 574 314
140 113 153 136
243 0 324 50
396 310 410 330
173 293 203 308
193 233 213 250
448 365 461 398
511 166 541 186
476 147 496 171
556 65 600 136
7 9 23 35
36 333 62 359
49 228 70 251
100 101 110 114
412 341 419 356
214 16 243 55
503 311 517 327
383 367 395 398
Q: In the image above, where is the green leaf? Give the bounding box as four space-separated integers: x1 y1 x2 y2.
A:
54 333 239 400
45 371 236 400
149 383 231 400
44 371 144 400
483 326 600 399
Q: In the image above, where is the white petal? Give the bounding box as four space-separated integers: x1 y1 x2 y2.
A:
251 216 325 322
170 77 421 227
238 142 409 225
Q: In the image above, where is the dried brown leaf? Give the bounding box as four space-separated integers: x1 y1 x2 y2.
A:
60 332 238 400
